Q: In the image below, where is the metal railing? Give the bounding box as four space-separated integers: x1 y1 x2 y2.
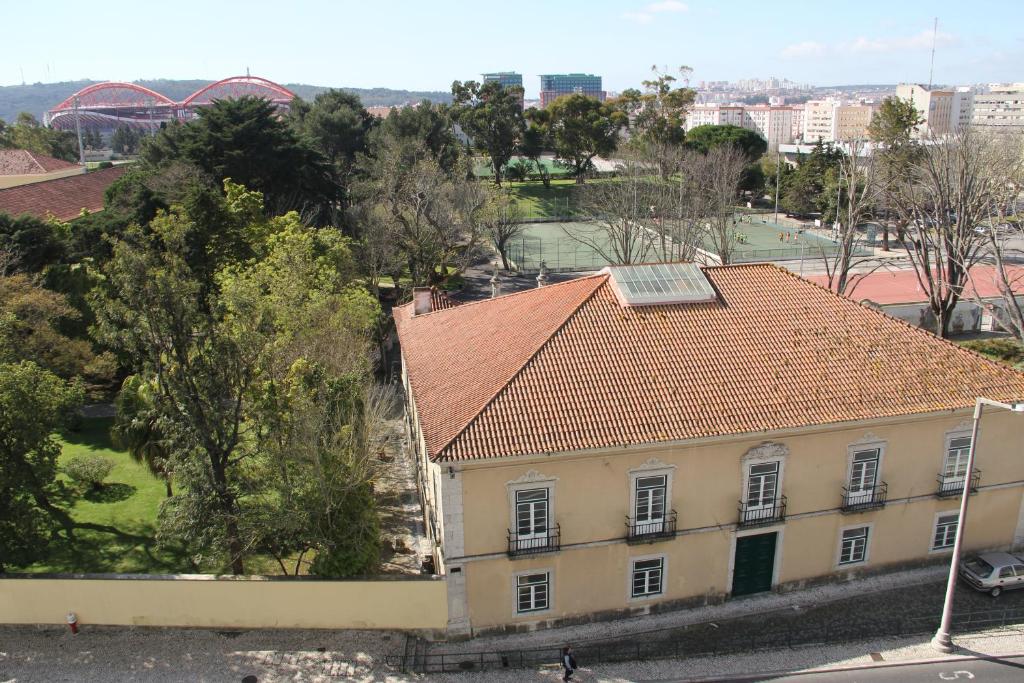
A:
507 524 560 557
841 482 888 513
389 605 1024 674
936 469 981 498
625 511 677 544
737 496 787 528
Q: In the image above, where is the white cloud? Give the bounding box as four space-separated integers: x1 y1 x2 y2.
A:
780 30 957 60
624 1 689 24
780 41 827 59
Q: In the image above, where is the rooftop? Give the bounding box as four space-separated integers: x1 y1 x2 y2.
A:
0 165 127 222
395 264 1024 462
0 149 80 176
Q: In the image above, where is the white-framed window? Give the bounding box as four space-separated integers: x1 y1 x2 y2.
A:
847 448 880 504
838 526 870 565
635 474 667 529
933 512 959 550
515 488 549 540
630 557 665 598
747 462 779 509
515 571 550 613
943 435 972 481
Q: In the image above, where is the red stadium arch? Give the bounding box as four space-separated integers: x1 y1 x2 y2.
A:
182 76 296 107
52 82 176 111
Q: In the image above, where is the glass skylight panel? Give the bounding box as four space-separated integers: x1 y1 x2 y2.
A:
608 263 717 306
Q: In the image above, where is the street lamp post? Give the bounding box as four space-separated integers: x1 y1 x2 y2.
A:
931 396 1024 653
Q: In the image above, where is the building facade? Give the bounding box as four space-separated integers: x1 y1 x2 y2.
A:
896 84 954 137
539 73 604 108
482 72 525 109
971 84 1024 132
801 99 877 143
396 264 1024 636
685 104 795 150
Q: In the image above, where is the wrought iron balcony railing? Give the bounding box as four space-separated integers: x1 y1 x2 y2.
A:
841 482 888 513
625 510 677 544
737 496 787 528
936 469 980 498
507 524 560 557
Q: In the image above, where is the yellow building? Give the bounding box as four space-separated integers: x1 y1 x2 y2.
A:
395 264 1024 636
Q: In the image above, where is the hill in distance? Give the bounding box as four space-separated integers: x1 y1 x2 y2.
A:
0 79 453 123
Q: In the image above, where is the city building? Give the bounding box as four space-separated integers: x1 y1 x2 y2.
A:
539 73 604 108
801 99 877 143
395 263 1024 636
686 104 744 129
685 104 796 150
951 87 975 131
482 72 525 109
971 84 1024 132
896 84 954 137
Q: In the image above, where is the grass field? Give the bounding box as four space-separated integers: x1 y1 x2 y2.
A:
507 179 581 219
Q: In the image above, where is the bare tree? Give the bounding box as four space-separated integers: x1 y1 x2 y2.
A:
483 192 525 271
892 129 1017 337
813 140 887 296
567 154 664 265
695 144 747 265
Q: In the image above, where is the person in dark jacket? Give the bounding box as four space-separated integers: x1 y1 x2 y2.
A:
561 645 577 682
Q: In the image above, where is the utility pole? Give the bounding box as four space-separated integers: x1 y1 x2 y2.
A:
773 151 782 225
72 96 86 167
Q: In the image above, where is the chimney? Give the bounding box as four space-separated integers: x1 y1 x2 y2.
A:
490 270 502 299
412 287 432 316
536 261 550 288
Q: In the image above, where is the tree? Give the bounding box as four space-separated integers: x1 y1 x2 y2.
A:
0 361 83 571
483 191 525 270
141 97 339 223
0 112 78 161
289 90 375 212
685 124 767 161
530 94 627 184
112 374 173 497
368 101 461 175
520 121 551 188
451 80 526 186
0 213 66 273
868 97 925 250
780 141 842 216
890 130 1016 337
616 66 696 178
694 145 748 265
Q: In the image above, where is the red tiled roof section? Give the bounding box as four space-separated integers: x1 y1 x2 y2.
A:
0 165 127 222
0 149 79 175
397 264 1024 462
394 275 607 459
806 266 1024 305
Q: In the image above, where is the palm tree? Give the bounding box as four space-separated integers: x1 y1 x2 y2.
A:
111 374 173 497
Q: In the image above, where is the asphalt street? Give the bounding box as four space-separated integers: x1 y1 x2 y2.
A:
664 655 1024 683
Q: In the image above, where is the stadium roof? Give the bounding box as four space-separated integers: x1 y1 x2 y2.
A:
0 165 127 222
395 263 1024 462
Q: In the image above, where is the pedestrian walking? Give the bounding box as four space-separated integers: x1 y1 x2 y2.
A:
561 645 577 682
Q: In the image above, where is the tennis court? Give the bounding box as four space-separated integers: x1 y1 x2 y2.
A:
724 216 846 262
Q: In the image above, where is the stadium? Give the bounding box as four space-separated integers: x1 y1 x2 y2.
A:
43 76 295 132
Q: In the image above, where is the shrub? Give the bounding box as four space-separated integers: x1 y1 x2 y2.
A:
96 161 114 169
64 455 115 491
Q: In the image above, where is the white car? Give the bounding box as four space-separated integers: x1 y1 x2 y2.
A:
959 552 1024 597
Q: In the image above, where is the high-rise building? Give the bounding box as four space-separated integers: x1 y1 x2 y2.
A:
895 84 954 137
539 73 604 108
482 72 525 108
801 99 877 143
685 104 797 150
971 83 1024 132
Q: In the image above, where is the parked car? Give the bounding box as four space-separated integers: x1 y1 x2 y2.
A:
959 552 1024 596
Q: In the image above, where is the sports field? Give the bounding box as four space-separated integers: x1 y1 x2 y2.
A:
723 216 842 262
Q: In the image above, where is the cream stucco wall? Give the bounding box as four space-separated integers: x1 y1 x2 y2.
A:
0 166 84 189
448 410 1024 631
0 576 447 630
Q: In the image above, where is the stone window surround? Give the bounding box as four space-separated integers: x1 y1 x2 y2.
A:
512 566 553 616
835 521 874 568
506 470 558 537
845 433 886 491
628 457 676 524
740 442 788 507
627 551 669 603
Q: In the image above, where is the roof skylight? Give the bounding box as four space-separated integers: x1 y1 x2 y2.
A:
606 263 717 307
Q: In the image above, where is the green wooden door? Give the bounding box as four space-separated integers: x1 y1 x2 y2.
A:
732 532 777 596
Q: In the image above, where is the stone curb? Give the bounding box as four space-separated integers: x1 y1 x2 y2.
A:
672 651 1024 682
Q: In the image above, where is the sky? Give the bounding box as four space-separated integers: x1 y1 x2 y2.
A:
2 0 1021 95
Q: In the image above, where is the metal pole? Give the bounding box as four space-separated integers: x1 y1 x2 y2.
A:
773 152 781 225
72 96 85 167
932 397 1024 652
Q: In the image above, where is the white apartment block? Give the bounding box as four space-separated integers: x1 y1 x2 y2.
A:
895 84 954 137
801 100 877 143
971 84 1024 132
686 104 797 151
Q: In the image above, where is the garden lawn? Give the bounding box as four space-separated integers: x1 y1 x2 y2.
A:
26 417 192 574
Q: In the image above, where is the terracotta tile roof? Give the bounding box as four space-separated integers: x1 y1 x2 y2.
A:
395 264 1024 462
0 165 127 222
806 266 1024 305
0 149 79 175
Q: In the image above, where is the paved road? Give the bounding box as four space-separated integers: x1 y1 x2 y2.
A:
665 655 1024 683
